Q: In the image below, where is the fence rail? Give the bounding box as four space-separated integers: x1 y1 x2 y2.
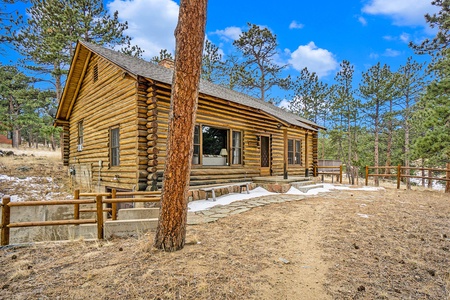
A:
1 189 161 246
365 164 450 193
313 165 343 184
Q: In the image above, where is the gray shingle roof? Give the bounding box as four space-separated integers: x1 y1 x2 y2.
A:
80 40 323 131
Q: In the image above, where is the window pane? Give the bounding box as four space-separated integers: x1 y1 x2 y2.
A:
232 131 242 164
288 139 294 165
295 140 301 165
110 128 120 166
202 126 228 166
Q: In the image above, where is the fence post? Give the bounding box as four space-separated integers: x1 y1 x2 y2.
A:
428 170 433 188
1 196 11 246
397 165 401 189
96 195 104 240
446 163 450 194
111 188 117 221
74 189 80 220
313 165 317 177
339 165 343 184
365 166 369 186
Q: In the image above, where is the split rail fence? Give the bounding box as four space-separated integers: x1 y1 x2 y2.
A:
1 189 161 246
365 163 450 193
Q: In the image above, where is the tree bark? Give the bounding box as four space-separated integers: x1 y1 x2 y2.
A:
153 0 208 252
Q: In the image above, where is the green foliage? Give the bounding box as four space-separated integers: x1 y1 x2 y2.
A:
290 67 331 124
14 0 143 100
201 40 224 82
233 23 290 102
151 49 174 64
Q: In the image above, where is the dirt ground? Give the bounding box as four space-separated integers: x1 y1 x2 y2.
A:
0 148 449 299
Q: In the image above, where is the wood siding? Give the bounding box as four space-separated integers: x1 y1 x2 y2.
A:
68 54 139 191
145 79 315 188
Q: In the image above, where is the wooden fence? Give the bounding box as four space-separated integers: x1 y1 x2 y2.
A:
1 189 161 246
313 165 343 184
365 163 450 193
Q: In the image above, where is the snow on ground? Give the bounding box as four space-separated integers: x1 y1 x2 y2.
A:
0 174 64 202
188 187 276 212
188 184 384 212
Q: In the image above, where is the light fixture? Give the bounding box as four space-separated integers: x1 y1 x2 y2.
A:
220 148 228 156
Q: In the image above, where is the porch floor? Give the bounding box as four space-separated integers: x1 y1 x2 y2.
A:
251 176 312 184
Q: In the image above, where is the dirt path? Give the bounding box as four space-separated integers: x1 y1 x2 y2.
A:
0 187 448 300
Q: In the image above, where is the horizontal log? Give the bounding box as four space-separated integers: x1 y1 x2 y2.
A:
148 159 158 167
103 197 160 203
147 167 157 173
8 199 95 206
8 219 97 228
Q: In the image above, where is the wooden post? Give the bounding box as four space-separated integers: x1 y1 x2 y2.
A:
365 166 369 186
313 165 317 177
397 165 401 189
1 196 11 246
428 170 432 188
96 195 103 240
446 163 450 194
111 188 117 221
74 189 80 220
339 165 343 184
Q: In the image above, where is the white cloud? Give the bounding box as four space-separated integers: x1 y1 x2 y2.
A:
358 16 368 26
400 32 410 43
108 0 179 59
369 53 379 59
287 42 339 78
383 48 401 57
289 21 304 29
278 99 291 110
362 0 438 26
383 35 395 41
211 26 242 41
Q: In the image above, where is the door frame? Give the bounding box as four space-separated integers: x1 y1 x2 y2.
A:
260 135 271 176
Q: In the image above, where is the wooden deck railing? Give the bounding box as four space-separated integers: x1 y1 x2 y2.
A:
365 164 450 193
313 165 343 184
1 189 161 246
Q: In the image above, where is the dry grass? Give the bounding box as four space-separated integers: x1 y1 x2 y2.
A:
0 147 70 201
0 150 449 299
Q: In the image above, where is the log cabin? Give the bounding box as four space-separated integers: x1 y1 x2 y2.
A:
55 41 325 193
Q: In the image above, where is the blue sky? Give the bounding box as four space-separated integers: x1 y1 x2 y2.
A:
2 0 439 103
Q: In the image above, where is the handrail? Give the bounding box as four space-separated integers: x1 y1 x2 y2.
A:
1 189 162 246
313 165 343 183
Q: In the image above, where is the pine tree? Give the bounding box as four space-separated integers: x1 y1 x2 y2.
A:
154 0 208 252
14 0 142 102
151 49 174 63
201 40 223 82
359 63 398 185
233 23 290 102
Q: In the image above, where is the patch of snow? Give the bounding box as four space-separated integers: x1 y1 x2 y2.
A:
357 213 370 218
188 187 276 212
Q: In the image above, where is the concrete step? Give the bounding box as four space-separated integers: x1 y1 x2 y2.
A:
118 208 160 220
291 183 324 193
290 180 316 187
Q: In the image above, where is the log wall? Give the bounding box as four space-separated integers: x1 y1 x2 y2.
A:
145 79 316 187
68 54 139 191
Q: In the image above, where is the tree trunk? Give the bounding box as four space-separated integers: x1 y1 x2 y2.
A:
374 99 380 186
154 0 207 252
12 129 20 148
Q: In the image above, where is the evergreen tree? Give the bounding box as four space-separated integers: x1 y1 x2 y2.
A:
359 63 398 185
0 65 41 148
396 57 427 187
290 67 331 124
233 23 290 102
201 40 223 82
14 0 142 102
151 49 174 64
412 0 450 167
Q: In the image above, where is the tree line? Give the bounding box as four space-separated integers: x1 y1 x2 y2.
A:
0 0 448 175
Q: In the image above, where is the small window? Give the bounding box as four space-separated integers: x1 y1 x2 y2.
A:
193 125 200 165
288 139 301 165
77 121 83 151
232 131 242 165
110 127 120 166
93 64 98 83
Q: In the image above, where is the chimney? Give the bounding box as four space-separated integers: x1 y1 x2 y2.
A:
158 58 175 69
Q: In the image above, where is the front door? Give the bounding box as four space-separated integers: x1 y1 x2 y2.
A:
260 135 271 176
